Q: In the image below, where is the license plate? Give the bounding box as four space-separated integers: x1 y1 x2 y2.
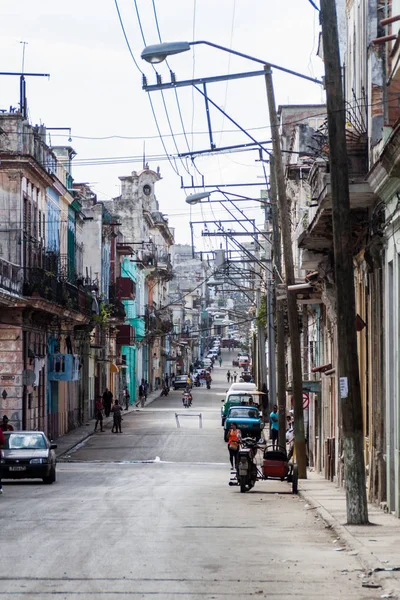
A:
9 466 26 472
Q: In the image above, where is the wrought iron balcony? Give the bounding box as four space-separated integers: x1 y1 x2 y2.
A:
0 257 23 295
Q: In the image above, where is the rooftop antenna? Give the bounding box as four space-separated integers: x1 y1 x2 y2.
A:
143 140 146 169
20 41 28 74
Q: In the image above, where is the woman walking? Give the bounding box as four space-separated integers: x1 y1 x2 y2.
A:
227 423 241 470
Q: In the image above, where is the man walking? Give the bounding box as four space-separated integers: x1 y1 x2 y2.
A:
102 388 113 417
111 399 123 433
123 386 130 410
270 404 279 450
138 379 148 407
94 396 104 432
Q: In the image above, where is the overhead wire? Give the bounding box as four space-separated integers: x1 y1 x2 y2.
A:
133 0 194 178
150 0 204 182
113 0 180 175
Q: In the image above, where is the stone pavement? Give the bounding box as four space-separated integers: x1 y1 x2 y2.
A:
54 388 161 459
299 470 400 598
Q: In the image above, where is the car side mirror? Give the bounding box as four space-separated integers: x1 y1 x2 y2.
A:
50 443 58 449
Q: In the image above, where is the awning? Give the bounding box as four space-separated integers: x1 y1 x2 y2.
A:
110 363 119 373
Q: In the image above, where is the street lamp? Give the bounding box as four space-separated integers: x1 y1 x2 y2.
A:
141 41 323 85
185 192 211 205
141 38 311 478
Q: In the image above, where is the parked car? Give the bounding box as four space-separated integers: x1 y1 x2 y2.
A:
173 374 191 390
221 392 260 425
1 431 57 484
224 406 264 442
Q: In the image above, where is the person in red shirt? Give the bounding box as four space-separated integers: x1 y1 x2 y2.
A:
0 426 5 494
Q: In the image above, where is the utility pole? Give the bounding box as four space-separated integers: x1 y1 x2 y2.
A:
264 66 307 478
269 158 287 451
320 0 369 524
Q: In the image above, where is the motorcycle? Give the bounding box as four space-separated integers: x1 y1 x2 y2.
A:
206 381 211 390
160 385 169 397
182 390 193 408
237 437 259 493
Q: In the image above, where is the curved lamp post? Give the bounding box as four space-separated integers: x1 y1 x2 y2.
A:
141 41 323 85
141 38 311 478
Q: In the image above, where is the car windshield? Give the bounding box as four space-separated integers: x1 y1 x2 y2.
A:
176 376 187 381
228 408 259 418
4 433 47 450
228 395 254 403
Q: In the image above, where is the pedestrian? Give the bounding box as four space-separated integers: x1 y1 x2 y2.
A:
123 386 130 410
171 373 176 387
0 426 5 495
165 373 169 387
227 423 241 470
233 371 237 383
111 399 123 433
138 379 147 407
226 370 231 384
1 415 14 431
102 388 113 417
219 356 222 367
94 397 104 432
270 404 279 450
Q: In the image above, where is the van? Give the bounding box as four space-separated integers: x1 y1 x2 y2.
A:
228 382 257 393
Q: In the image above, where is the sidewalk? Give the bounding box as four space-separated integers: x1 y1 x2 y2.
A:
54 389 161 459
299 470 400 597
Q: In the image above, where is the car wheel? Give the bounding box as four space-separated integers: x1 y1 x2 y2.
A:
43 467 56 484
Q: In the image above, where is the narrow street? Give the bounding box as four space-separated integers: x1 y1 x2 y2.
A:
0 353 379 599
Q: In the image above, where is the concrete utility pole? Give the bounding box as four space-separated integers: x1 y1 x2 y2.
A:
269 158 287 451
264 66 307 478
320 0 369 524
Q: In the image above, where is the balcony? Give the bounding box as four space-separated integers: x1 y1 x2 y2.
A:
116 276 136 300
22 251 94 317
48 353 80 381
108 284 126 321
0 257 23 295
298 136 378 254
116 324 135 346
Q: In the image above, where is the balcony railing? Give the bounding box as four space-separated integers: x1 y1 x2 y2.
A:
108 284 126 321
0 257 23 295
23 251 94 316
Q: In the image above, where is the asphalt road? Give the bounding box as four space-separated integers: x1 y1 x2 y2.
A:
0 352 380 599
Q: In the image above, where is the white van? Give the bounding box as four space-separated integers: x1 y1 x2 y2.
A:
228 382 257 393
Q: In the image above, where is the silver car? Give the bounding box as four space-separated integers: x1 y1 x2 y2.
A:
1 431 57 484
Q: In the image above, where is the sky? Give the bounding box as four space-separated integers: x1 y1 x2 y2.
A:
0 0 324 251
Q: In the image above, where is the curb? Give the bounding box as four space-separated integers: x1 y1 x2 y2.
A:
56 392 162 459
298 486 400 598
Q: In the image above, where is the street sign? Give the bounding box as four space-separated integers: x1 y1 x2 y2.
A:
291 392 310 410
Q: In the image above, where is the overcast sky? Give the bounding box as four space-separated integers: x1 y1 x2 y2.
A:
0 0 324 250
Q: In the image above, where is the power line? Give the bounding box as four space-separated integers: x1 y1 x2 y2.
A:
307 0 320 11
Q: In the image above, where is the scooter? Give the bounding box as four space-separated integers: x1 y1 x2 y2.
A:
206 381 211 390
237 437 259 493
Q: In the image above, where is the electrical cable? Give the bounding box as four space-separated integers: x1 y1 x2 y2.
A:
134 0 194 178
113 0 180 176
